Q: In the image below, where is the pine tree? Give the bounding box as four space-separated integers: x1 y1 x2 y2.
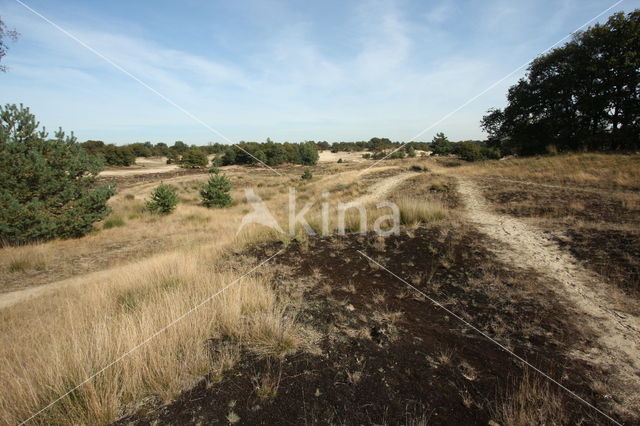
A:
0 104 115 245
200 174 232 208
146 183 178 214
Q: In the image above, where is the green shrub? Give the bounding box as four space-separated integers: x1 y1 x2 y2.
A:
146 183 178 214
454 142 485 162
103 215 125 229
201 174 232 208
0 104 115 245
301 169 313 180
8 259 30 272
362 153 371 159
337 158 343 163
208 166 220 174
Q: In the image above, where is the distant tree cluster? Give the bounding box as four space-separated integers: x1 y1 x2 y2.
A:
316 138 431 154
482 10 640 155
220 140 318 166
81 139 320 168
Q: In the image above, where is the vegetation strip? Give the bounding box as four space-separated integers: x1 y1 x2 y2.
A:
357 250 623 426
18 249 284 425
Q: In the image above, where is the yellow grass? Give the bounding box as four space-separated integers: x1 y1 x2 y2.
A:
397 197 447 226
0 242 310 425
454 153 640 190
495 370 567 425
1 243 52 273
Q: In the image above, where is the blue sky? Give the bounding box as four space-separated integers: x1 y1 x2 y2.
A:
1 0 637 144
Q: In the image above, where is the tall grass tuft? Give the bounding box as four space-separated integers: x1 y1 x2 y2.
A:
397 198 447 226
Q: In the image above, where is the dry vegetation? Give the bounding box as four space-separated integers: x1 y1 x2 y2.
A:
0 160 447 425
453 153 640 190
1 154 636 425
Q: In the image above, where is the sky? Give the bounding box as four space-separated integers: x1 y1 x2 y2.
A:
0 0 638 145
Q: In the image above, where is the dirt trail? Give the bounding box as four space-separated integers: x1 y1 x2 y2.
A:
0 269 114 310
354 171 418 204
457 177 640 415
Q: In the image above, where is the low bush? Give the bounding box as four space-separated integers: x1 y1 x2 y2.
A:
301 169 313 180
146 184 179 214
103 215 126 229
201 174 232 208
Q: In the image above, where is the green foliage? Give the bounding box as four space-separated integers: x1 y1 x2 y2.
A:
0 104 115 245
146 183 178 215
301 169 313 180
103 215 125 229
406 145 416 157
337 158 343 163
454 142 485 162
482 10 640 154
180 148 208 169
200 174 232 208
0 18 19 73
431 133 453 155
102 144 136 166
208 166 220 174
298 141 319 165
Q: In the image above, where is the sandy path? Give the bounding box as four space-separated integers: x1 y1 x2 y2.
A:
354 172 418 204
0 269 114 310
457 177 640 416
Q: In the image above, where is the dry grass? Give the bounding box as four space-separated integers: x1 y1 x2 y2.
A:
1 243 52 273
494 370 568 426
0 244 311 425
455 153 640 190
397 197 447 226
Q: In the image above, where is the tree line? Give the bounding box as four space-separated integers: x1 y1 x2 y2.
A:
80 139 320 167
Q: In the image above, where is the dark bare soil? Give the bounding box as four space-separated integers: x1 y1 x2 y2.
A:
116 224 621 425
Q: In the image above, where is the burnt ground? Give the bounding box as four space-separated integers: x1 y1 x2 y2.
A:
116 224 625 425
477 176 640 299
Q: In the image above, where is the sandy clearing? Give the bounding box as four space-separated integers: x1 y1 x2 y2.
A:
457 177 640 416
318 150 369 163
100 157 179 177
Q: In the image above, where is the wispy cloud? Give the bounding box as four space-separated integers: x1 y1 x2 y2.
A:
2 0 635 143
